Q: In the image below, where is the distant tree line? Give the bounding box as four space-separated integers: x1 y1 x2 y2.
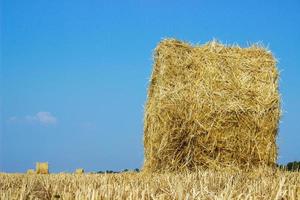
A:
95 162 300 174
278 161 300 171
97 168 140 174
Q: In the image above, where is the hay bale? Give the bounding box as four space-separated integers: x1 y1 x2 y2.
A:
75 168 84 174
143 39 281 172
26 169 35 174
36 162 49 174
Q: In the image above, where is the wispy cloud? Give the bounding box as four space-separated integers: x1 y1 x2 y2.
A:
26 112 57 125
8 112 57 125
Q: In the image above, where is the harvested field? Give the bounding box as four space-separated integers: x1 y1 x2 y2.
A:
0 169 299 199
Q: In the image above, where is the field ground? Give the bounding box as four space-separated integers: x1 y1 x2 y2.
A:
1 169 300 200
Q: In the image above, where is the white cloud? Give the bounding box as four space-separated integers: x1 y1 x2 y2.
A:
35 112 57 125
8 112 57 125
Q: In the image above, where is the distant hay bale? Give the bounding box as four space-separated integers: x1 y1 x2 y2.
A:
26 169 35 174
143 39 281 172
75 168 84 174
36 162 49 174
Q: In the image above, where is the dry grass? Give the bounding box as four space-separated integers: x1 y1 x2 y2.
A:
144 39 280 172
0 169 299 200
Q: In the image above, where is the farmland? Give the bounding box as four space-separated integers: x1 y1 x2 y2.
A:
1 168 299 200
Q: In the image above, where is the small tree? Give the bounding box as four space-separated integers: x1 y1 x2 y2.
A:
286 161 300 171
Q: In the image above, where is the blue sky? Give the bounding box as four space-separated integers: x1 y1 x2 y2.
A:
1 0 299 173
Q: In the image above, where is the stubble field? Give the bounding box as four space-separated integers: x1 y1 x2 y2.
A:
1 168 300 200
